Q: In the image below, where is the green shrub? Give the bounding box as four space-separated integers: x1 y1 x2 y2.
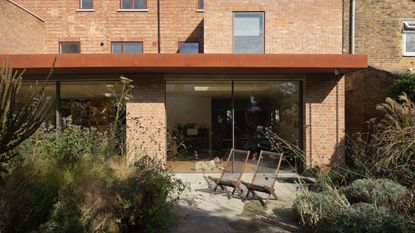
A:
2 115 185 233
36 191 85 233
323 203 415 233
0 158 61 233
341 178 407 207
292 191 349 231
392 72 415 101
19 120 109 169
113 155 187 233
325 167 369 187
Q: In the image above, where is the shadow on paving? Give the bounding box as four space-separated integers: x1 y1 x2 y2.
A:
170 198 302 233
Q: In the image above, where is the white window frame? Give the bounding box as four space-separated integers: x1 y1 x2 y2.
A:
403 20 415 56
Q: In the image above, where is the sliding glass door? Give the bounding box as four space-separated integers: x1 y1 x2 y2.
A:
166 79 301 172
233 81 301 151
166 81 232 161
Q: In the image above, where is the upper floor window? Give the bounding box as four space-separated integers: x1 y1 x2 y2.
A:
112 42 143 54
403 21 415 56
233 12 264 54
197 0 204 10
59 42 81 54
79 0 93 9
121 0 146 9
179 42 200 53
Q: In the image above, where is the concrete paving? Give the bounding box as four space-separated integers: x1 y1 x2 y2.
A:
170 171 306 233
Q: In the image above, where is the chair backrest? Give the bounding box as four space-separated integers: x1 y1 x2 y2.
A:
251 150 283 188
219 149 250 182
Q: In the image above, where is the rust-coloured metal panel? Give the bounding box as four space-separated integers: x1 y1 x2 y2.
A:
0 54 368 75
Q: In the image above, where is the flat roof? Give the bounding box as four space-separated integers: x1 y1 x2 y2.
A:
0 54 367 75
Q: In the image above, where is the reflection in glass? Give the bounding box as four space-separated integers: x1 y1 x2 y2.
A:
233 81 301 168
80 0 93 9
179 42 199 53
233 12 264 54
60 43 80 54
19 82 56 124
124 43 142 54
60 81 124 131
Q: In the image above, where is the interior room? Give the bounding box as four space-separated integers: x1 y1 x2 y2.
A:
166 78 301 172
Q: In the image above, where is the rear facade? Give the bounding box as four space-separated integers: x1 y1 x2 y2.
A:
0 0 367 171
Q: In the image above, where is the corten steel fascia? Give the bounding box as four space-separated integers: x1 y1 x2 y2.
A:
0 54 368 75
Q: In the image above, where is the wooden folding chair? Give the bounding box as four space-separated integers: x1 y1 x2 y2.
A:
241 150 283 207
208 149 250 196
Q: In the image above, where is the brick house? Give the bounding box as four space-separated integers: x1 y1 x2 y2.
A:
0 0 367 170
343 0 415 136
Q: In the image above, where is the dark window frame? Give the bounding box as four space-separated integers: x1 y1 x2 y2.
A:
120 0 147 9
79 0 93 9
178 41 201 53
111 41 144 54
59 42 81 54
232 11 265 54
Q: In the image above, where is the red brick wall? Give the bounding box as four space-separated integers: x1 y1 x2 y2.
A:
160 0 204 53
304 74 345 167
126 77 166 163
345 69 395 137
0 1 45 54
353 0 415 71
14 0 204 54
204 0 343 54
15 0 159 53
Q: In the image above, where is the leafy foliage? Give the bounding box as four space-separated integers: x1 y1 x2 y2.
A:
20 119 109 169
341 178 407 207
113 155 187 233
392 72 415 101
0 62 52 164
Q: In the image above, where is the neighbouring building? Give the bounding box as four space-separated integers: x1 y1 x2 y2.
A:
343 0 415 136
0 0 368 171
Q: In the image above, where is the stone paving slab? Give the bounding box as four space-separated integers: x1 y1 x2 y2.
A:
170 172 305 233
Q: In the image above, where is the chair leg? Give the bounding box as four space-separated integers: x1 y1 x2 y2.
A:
213 184 219 192
245 190 251 198
264 193 272 208
238 187 244 194
271 191 278 200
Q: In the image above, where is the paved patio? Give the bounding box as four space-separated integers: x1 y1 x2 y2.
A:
171 171 307 233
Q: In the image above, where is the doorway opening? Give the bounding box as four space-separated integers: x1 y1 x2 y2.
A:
166 80 301 172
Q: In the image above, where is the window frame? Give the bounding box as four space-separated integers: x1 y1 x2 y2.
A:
120 0 147 10
232 11 265 54
79 0 93 9
197 0 204 11
178 41 201 54
59 42 81 54
111 41 144 54
403 20 415 56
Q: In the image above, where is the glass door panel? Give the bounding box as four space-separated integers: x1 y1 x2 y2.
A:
233 81 301 169
166 81 232 164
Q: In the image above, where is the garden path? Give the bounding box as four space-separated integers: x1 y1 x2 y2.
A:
171 172 305 233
